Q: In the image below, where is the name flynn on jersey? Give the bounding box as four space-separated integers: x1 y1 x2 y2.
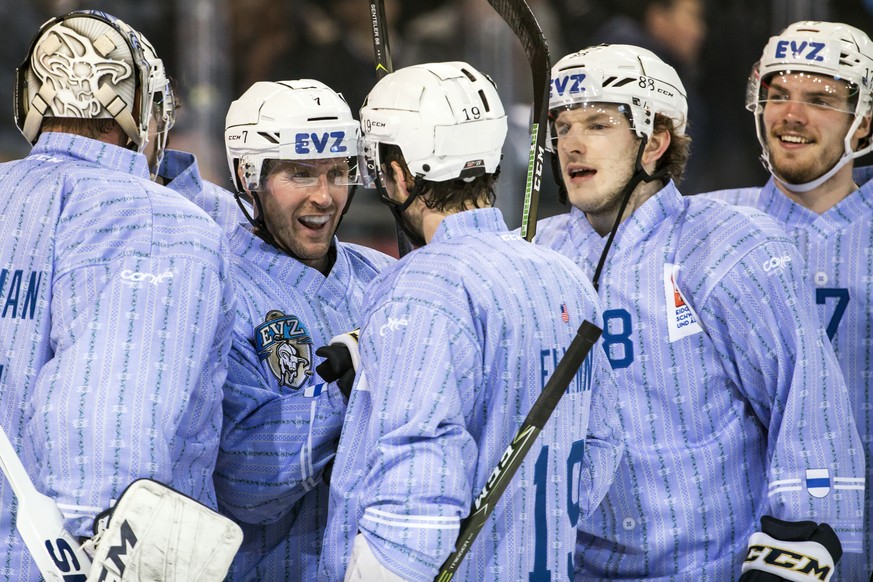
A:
0 269 45 320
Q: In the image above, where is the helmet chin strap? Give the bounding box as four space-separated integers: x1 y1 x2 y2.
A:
771 151 854 194
591 137 669 291
374 174 427 249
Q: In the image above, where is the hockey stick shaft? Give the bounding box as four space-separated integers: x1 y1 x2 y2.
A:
368 0 414 258
0 424 91 581
435 320 602 580
485 0 551 242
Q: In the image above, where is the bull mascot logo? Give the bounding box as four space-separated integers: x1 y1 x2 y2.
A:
255 310 313 390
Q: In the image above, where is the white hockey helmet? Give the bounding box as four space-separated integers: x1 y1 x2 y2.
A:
548 44 688 147
14 10 174 159
747 21 873 191
225 79 362 193
359 61 508 183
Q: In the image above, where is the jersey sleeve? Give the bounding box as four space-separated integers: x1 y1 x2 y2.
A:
31 251 233 537
699 240 865 553
355 299 482 582
213 331 347 524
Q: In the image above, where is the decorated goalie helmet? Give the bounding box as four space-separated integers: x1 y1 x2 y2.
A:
14 10 175 174
547 44 688 147
359 61 508 184
746 21 873 191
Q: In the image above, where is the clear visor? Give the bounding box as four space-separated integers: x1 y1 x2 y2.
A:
548 102 634 148
262 156 362 189
748 68 859 115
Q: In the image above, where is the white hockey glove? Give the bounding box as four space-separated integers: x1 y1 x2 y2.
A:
739 515 841 582
344 533 409 581
315 329 360 401
84 479 243 582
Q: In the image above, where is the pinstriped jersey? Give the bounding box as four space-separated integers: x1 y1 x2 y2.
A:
320 208 623 582
0 132 235 581
536 181 864 581
208 222 393 581
158 149 246 237
705 171 873 580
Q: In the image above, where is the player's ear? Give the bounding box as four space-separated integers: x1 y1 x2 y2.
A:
642 129 671 171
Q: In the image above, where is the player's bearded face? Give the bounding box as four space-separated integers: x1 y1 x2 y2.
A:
260 159 350 268
762 72 858 184
555 104 639 218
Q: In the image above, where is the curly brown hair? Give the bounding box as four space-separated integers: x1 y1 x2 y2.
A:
653 113 691 185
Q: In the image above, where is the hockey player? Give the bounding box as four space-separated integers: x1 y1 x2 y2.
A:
0 10 235 580
319 61 623 581
216 80 395 580
703 21 873 580
535 44 864 580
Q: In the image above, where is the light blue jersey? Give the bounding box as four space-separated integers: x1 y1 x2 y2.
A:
705 171 873 580
211 221 392 580
320 208 623 582
158 149 245 237
537 181 864 581
0 133 235 581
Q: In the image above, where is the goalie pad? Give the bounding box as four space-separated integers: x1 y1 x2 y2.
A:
740 516 841 582
84 479 242 582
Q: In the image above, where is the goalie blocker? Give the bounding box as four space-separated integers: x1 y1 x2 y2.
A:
85 479 242 582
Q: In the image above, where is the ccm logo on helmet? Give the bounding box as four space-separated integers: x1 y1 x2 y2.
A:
774 40 826 62
550 73 588 98
295 131 348 155
763 255 792 272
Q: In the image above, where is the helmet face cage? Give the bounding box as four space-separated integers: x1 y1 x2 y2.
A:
359 61 508 184
225 80 363 194
547 44 688 151
15 10 171 157
747 21 873 188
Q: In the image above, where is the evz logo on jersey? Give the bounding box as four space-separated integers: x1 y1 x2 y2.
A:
295 131 348 155
255 310 313 390
774 40 826 62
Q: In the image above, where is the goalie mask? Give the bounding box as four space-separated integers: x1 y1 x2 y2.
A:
747 21 873 192
14 10 175 176
225 79 362 244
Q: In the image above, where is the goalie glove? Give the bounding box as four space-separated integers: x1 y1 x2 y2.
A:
84 479 243 582
739 515 842 582
316 329 360 401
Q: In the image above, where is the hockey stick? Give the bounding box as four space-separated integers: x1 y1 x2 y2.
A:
435 319 602 580
486 0 551 242
0 424 91 581
368 0 414 258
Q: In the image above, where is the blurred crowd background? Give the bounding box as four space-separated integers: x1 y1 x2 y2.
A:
3 0 873 255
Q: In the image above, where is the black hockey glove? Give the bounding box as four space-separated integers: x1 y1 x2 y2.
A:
739 515 842 582
315 329 360 401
